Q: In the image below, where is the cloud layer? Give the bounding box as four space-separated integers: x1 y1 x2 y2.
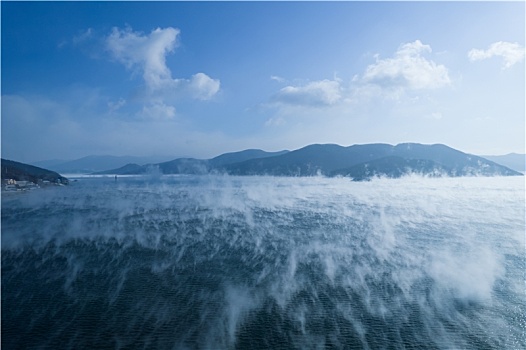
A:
468 41 525 69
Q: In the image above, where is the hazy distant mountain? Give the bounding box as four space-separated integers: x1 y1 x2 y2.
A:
480 153 525 173
105 163 147 175
1 159 69 184
154 150 291 174
157 158 210 175
31 155 175 174
96 149 289 175
30 159 69 169
94 143 520 180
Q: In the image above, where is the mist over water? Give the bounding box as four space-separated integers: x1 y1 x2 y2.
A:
2 175 524 349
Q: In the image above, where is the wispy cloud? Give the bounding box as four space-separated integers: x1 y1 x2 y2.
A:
267 40 450 113
59 28 95 49
271 79 343 107
264 116 286 127
139 102 176 120
425 112 443 120
105 26 220 118
361 40 451 90
187 72 221 101
270 75 285 83
261 40 454 135
72 28 93 45
107 98 126 113
468 41 525 69
106 26 179 91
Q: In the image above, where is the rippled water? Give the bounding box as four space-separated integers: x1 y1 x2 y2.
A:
2 175 525 349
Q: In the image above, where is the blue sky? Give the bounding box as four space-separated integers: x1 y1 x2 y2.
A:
2 1 524 162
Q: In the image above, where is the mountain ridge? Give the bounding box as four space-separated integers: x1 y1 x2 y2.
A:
95 143 521 180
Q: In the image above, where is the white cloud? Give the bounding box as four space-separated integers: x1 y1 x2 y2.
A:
106 26 179 90
468 41 525 69
272 79 342 107
362 40 451 90
72 28 93 45
108 98 126 113
270 75 285 83
139 102 176 120
105 26 220 101
265 41 452 125
187 72 221 100
265 116 286 127
425 112 443 120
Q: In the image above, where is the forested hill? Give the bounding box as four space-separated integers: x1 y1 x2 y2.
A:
1 159 69 185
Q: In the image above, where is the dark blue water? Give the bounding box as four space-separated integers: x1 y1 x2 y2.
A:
2 175 524 349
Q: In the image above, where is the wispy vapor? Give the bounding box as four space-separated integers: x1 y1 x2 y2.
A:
468 41 525 69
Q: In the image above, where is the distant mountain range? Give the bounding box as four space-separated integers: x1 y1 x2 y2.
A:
480 153 525 173
94 149 290 175
93 143 521 180
31 155 175 174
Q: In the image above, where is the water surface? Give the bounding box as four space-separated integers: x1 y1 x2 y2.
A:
2 175 524 349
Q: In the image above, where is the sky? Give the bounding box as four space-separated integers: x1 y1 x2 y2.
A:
1 1 525 163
